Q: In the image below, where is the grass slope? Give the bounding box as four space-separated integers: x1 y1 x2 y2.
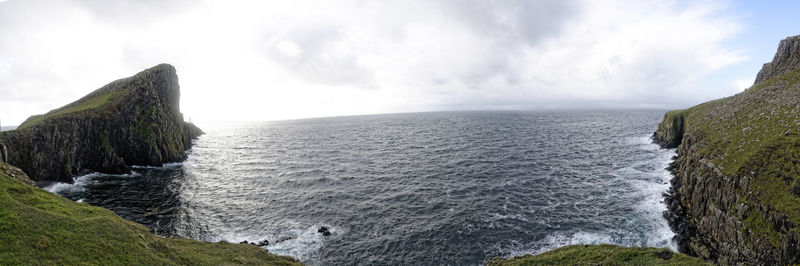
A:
0 165 299 265
659 66 800 246
486 245 709 265
17 89 129 130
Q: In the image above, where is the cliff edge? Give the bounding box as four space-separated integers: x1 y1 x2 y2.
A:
654 35 800 264
486 245 708 265
0 64 203 183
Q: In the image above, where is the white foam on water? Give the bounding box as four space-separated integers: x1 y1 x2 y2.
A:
501 135 679 259
265 226 332 261
131 162 185 169
217 224 339 262
43 171 143 194
43 172 103 194
503 231 617 258
623 137 678 251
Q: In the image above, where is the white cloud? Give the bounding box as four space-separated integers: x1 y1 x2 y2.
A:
0 0 747 124
275 40 303 57
732 77 754 92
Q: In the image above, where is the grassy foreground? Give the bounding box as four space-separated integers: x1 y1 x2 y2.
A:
486 245 709 265
0 162 299 265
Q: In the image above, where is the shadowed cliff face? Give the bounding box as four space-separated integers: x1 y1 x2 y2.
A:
0 64 203 183
654 35 800 265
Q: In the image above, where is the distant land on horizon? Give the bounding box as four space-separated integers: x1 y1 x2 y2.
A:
3 108 680 129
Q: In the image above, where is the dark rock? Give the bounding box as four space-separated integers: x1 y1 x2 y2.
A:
318 226 331 236
0 64 203 183
274 236 292 244
256 240 269 247
652 112 684 148
653 250 673 260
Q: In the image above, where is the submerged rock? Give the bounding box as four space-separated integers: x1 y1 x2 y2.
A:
318 226 331 236
0 64 203 183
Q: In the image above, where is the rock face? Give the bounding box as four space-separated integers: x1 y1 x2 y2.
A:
655 35 800 265
0 64 203 183
755 36 800 84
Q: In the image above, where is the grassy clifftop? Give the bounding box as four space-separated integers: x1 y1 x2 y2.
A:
486 245 708 265
0 162 299 265
655 64 800 176
17 89 129 130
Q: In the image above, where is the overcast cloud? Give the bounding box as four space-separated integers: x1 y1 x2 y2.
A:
0 0 748 124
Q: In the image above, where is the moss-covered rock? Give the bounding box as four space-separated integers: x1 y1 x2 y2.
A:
0 64 204 183
655 35 800 264
486 245 709 265
0 162 34 186
0 166 298 265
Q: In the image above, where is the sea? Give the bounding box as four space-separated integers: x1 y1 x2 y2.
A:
46 110 678 265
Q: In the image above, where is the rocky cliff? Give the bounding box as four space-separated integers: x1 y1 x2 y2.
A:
0 64 203 183
654 35 800 264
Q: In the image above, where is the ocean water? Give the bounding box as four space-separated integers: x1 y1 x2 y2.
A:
48 111 677 265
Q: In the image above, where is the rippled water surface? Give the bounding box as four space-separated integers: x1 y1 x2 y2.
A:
50 111 677 265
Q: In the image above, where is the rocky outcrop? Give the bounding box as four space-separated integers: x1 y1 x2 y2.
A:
0 162 35 186
652 111 684 148
655 35 800 265
0 143 7 163
755 36 800 84
0 64 203 183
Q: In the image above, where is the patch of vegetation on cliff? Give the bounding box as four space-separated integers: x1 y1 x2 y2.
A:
98 128 113 153
17 89 129 130
486 245 709 265
663 67 800 177
134 105 156 141
0 169 299 265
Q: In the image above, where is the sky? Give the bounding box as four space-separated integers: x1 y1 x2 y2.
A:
0 0 798 125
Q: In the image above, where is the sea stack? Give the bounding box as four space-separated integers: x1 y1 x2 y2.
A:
0 64 203 183
654 35 800 264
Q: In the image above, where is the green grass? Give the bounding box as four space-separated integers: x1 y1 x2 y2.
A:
486 245 710 265
17 89 130 130
0 164 300 265
669 67 800 176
